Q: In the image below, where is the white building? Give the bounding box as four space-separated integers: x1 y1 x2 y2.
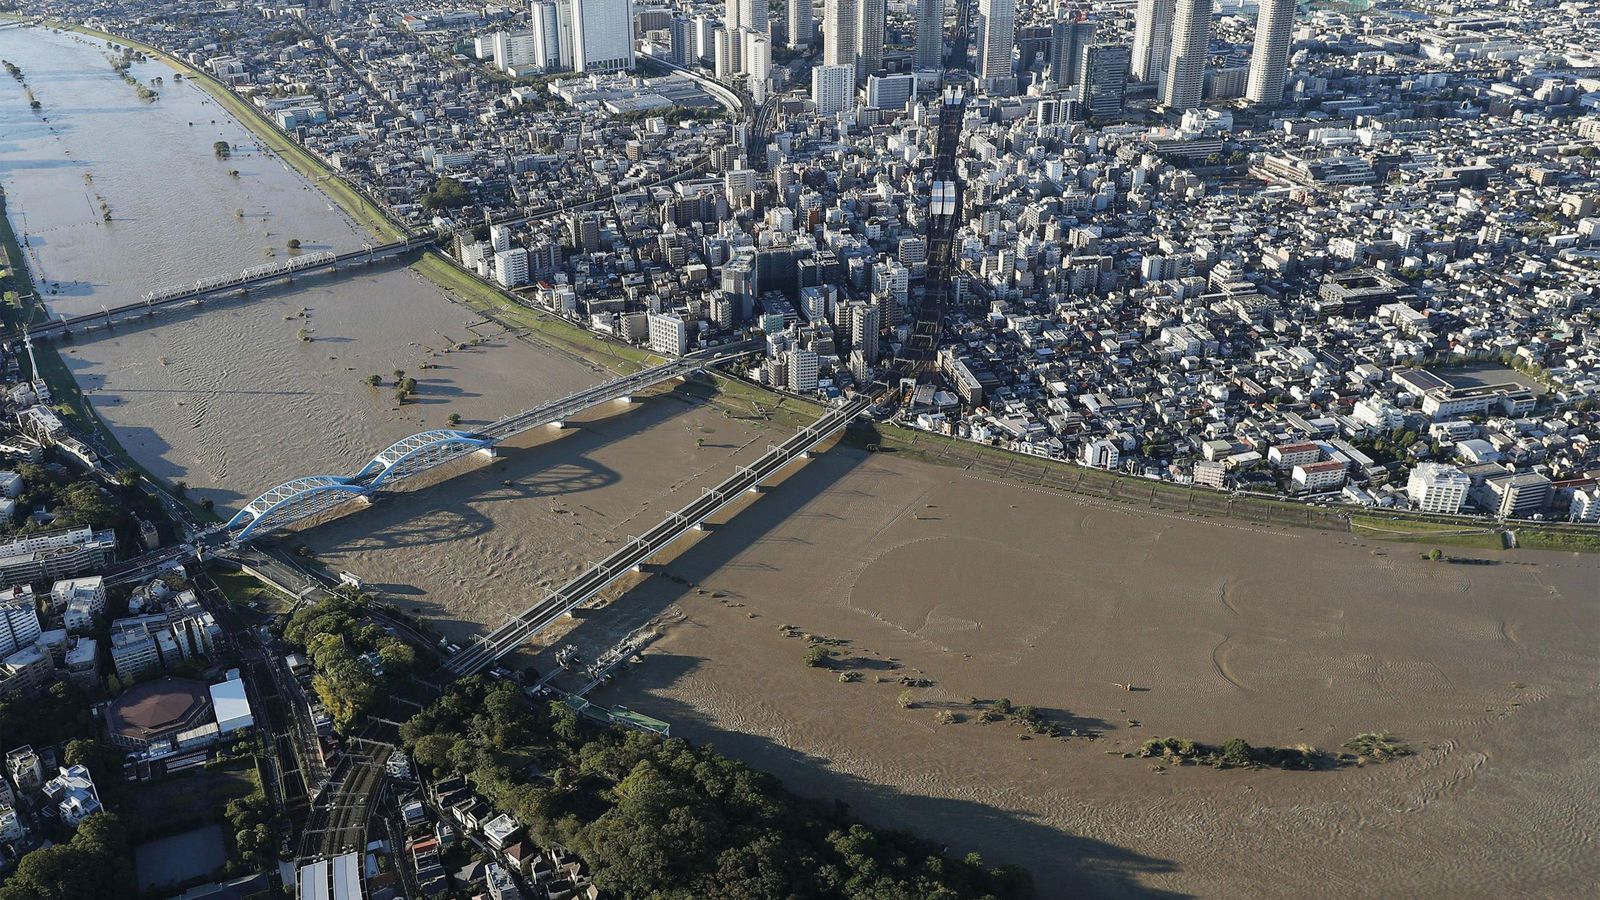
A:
0 590 39 658
1407 462 1471 514
1159 0 1210 110
491 31 540 72
1131 0 1174 83
1568 486 1600 523
531 1 568 69
494 248 530 288
0 806 24 843
787 348 820 393
53 576 106 635
42 765 100 829
1245 0 1294 105
974 0 1017 95
1292 460 1347 493
647 312 689 356
812 64 855 116
1082 438 1119 469
572 0 636 73
210 672 255 735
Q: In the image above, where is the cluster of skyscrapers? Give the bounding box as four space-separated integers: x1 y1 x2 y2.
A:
676 0 1294 117
1133 0 1297 110
484 0 635 75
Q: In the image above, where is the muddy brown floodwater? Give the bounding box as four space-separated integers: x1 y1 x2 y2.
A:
412 436 1595 899
7 23 1595 900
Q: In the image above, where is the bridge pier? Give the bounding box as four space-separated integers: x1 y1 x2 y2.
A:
475 446 498 460
747 485 763 495
616 395 634 404
692 522 709 532
550 420 566 430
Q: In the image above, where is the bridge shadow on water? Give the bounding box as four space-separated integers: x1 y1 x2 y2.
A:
518 441 1190 898
284 381 716 554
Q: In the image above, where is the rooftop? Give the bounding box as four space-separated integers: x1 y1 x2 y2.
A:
105 676 213 741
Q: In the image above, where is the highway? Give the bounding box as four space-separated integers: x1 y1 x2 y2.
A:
444 395 871 676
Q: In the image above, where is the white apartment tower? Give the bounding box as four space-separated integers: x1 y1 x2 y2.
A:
812 63 854 116
855 0 886 79
823 0 858 68
1407 463 1471 515
975 0 1017 95
647 312 689 356
1245 0 1294 105
1159 0 1211 110
788 0 815 48
1130 0 1175 83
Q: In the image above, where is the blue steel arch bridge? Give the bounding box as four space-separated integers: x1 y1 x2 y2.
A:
218 346 757 543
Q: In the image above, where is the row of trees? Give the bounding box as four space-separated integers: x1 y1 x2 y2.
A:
281 590 416 731
401 678 1033 899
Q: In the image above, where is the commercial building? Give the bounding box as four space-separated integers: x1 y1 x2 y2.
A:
822 0 857 68
1051 16 1096 87
1246 0 1295 105
1076 44 1131 119
105 676 217 753
865 73 917 110
210 671 255 735
1407 463 1471 514
913 0 942 69
1159 0 1211 111
854 0 886 79
571 0 636 73
788 0 815 48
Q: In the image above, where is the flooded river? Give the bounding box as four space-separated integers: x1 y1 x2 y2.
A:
3 25 1596 899
0 26 599 506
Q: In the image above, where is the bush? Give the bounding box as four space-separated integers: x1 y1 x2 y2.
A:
1217 737 1254 768
802 646 831 667
1343 731 1411 763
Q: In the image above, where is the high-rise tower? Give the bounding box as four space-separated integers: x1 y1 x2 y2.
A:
914 0 943 70
1245 0 1293 104
1159 0 1210 110
1130 0 1175 83
975 0 1017 95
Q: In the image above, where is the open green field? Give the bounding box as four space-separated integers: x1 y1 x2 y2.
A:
212 569 296 615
